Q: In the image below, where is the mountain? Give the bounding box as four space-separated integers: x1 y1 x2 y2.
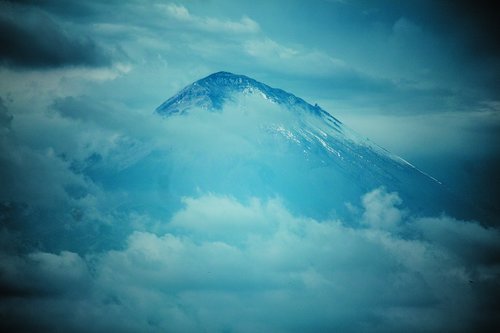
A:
157 71 329 117
156 71 479 222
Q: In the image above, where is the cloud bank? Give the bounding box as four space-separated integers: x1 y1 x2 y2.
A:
0 87 499 332
1 190 499 332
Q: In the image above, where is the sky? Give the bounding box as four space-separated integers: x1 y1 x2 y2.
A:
1 0 500 332
1 0 499 211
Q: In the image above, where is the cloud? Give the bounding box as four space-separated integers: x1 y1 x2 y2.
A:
0 189 499 332
336 109 500 216
0 250 90 298
98 191 500 332
392 17 422 37
0 2 110 68
4 0 97 17
169 195 276 241
244 38 299 59
406 0 500 61
162 4 260 34
243 38 348 78
339 110 500 158
0 97 13 129
361 187 404 229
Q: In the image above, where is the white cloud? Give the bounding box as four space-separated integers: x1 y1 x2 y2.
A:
392 17 422 37
162 4 259 34
244 38 299 59
2 188 498 332
164 3 191 21
361 187 404 229
94 190 499 331
338 111 500 160
0 64 130 112
243 38 347 77
169 195 278 241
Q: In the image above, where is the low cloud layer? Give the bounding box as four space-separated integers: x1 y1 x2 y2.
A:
1 190 499 332
1 87 499 332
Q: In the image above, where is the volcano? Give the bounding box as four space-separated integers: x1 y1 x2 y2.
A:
155 71 476 221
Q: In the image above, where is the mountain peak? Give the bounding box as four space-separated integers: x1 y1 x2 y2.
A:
205 71 242 78
194 71 260 91
155 71 333 119
152 71 481 222
211 71 233 76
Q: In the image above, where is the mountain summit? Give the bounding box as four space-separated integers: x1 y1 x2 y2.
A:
156 71 331 118
156 71 479 221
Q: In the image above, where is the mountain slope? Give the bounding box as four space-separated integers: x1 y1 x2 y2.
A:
156 71 479 222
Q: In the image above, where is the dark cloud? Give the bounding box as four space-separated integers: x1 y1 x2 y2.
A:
5 0 98 18
403 1 499 95
356 0 500 58
52 96 108 122
0 97 12 129
342 0 500 98
413 0 500 58
0 2 110 68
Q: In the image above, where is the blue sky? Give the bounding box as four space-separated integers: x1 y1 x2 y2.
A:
1 1 500 332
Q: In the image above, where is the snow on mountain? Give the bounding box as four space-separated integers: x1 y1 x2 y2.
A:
157 71 327 116
156 71 480 222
